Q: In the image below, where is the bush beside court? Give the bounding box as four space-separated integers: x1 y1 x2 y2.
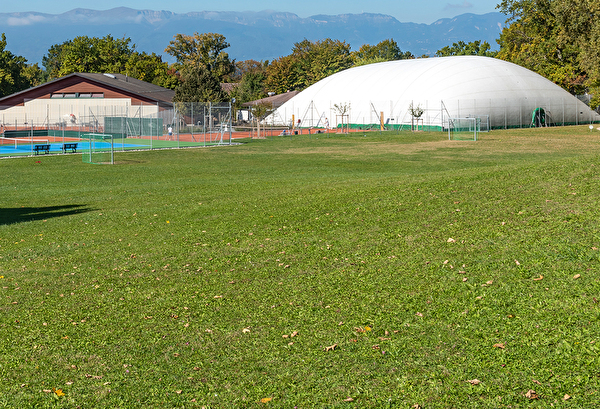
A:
1 127 599 407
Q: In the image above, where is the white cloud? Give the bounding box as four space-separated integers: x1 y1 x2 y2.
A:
7 15 47 26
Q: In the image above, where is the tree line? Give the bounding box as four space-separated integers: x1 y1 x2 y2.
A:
0 33 493 107
1 0 598 108
497 0 599 106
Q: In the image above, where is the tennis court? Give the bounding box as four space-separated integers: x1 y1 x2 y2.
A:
0 137 149 156
0 134 234 157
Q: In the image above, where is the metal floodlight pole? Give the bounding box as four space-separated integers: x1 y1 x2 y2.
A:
228 101 232 145
209 102 212 144
191 102 195 142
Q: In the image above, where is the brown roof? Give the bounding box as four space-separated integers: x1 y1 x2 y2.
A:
242 91 300 108
77 73 175 104
0 72 175 108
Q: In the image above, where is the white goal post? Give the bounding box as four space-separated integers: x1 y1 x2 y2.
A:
448 117 480 141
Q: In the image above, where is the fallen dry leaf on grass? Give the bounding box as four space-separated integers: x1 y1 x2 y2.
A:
324 344 338 352
493 343 505 349
343 397 354 402
84 374 103 379
573 274 581 279
525 389 539 399
242 327 251 333
563 394 571 400
466 379 482 385
533 275 544 281
260 397 272 403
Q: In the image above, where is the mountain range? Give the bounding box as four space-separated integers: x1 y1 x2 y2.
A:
0 8 506 65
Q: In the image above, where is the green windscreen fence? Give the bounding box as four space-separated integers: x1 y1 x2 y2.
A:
104 117 163 138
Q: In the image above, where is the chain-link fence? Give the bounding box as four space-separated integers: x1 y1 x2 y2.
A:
0 101 234 157
270 97 600 131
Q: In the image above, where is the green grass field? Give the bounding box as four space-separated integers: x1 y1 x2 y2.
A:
1 126 600 408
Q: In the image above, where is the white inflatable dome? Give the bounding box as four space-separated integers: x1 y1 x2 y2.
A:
270 56 599 130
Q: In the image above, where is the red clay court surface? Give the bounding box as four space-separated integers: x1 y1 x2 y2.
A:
0 127 366 147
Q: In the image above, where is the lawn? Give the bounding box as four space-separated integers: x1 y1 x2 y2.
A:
1 126 599 408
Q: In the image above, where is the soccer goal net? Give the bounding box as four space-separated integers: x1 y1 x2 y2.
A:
82 133 114 164
448 117 480 141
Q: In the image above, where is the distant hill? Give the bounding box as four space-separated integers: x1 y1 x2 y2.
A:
0 8 505 64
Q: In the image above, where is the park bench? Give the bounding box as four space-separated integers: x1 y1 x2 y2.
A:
33 144 50 155
62 143 78 153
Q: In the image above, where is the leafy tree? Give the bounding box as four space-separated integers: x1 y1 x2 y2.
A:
230 59 267 82
42 41 70 79
231 71 267 106
436 40 497 57
291 38 352 90
172 65 226 102
124 52 179 90
165 32 234 81
229 59 268 107
552 0 600 104
43 35 134 79
22 63 45 88
496 0 587 95
0 33 31 97
352 39 413 65
42 35 179 88
265 55 298 94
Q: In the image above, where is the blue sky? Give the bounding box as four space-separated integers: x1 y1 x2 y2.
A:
6 1 501 24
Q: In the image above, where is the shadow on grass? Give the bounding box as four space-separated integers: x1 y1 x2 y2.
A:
0 204 94 225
